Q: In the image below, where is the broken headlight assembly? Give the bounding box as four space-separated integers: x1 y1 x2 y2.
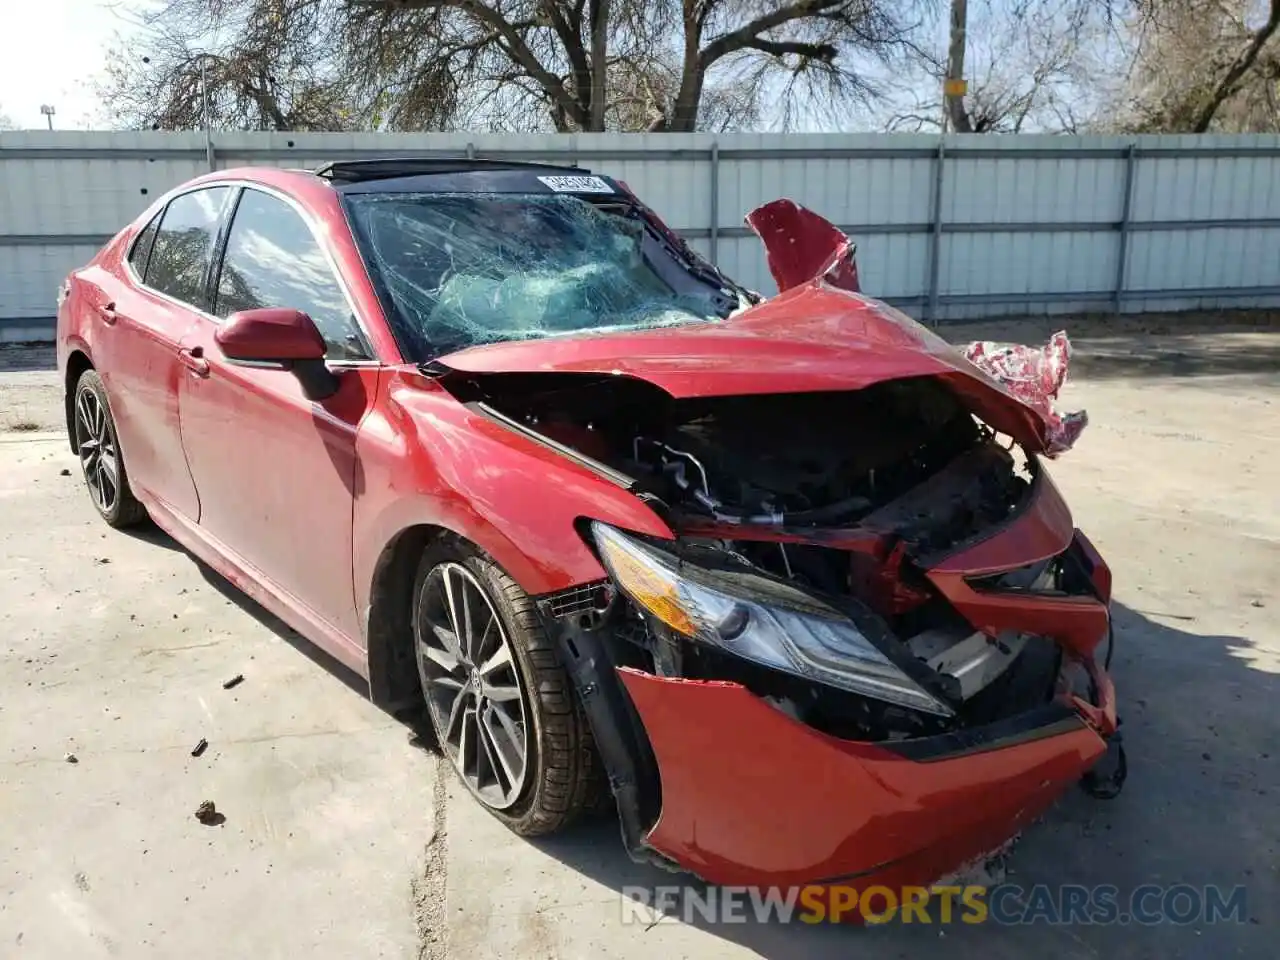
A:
589 522 954 717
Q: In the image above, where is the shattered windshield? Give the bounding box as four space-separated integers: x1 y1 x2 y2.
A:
344 192 740 359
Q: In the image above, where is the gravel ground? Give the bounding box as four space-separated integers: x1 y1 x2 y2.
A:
1 312 1277 959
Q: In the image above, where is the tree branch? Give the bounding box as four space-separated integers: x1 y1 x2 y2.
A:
1191 0 1280 131
588 0 610 129
739 37 838 61
357 0 590 127
541 0 593 115
698 0 844 70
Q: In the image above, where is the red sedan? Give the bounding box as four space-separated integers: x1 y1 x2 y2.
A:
57 158 1122 907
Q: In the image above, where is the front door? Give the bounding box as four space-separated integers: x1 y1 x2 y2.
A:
176 186 380 642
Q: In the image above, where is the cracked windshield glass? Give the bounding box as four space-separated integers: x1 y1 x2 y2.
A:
345 192 741 359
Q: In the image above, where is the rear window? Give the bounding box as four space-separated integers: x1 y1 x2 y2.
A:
344 192 742 360
147 187 231 308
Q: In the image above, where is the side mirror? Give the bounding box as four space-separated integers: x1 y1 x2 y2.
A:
215 308 339 401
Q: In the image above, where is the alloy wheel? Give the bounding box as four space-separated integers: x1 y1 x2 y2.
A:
416 562 530 809
75 386 118 515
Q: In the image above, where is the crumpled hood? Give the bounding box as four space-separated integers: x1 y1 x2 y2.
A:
437 281 1058 456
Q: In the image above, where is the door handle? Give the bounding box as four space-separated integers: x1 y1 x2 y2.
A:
95 301 118 325
178 346 210 377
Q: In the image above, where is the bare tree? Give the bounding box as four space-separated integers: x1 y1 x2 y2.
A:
0 104 14 131
99 0 925 132
883 0 1120 134
1117 0 1280 132
98 0 370 131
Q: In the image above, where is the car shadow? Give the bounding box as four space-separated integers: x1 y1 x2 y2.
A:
120 521 372 701
119 520 188 554
527 601 1276 957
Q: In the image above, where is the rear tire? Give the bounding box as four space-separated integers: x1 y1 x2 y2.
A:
411 538 602 836
73 369 148 528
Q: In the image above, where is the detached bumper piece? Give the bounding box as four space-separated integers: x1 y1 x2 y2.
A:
610 656 1116 907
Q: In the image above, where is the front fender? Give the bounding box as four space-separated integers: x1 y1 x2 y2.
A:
352 369 673 617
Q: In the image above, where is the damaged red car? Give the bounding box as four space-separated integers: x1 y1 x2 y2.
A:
57 158 1123 903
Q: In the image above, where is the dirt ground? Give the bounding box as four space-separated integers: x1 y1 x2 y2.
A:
1 312 1277 958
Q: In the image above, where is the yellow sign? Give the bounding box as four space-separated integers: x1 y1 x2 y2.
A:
944 79 968 97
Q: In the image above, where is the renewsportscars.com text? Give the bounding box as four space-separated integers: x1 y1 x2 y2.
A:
621 883 1249 926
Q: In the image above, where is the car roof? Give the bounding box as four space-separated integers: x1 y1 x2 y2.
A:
313 156 585 182
318 157 623 196
191 157 623 200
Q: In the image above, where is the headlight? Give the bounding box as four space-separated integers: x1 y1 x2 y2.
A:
590 522 953 717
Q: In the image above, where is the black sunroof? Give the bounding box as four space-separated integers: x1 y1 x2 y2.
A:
314 156 587 183
318 158 625 197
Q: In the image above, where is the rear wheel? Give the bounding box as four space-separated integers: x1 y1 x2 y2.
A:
412 540 601 835
73 370 147 528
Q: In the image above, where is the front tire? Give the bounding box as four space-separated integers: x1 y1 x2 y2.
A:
73 370 148 528
411 539 601 836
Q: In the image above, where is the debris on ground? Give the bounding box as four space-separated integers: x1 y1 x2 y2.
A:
59 468 71 476
95 557 111 565
190 738 208 758
222 674 244 690
64 753 78 764
194 800 220 825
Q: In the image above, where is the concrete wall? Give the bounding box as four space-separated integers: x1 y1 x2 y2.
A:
3 130 1280 341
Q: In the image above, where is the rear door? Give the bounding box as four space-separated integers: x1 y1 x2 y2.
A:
176 186 380 642
94 186 234 520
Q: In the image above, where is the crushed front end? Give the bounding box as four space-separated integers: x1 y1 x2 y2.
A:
422 189 1123 898
501 374 1124 898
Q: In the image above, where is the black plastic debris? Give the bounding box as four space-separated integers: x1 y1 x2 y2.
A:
1080 730 1127 800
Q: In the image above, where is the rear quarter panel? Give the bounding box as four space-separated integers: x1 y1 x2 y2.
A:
57 232 131 415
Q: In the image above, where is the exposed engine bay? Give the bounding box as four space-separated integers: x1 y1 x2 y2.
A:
449 370 1030 539
439 367 1071 742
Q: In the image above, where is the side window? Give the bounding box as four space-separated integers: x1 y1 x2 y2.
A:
214 189 369 361
147 187 231 308
128 212 161 281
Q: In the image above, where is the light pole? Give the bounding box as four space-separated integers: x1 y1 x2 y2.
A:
40 104 56 130
198 54 214 171
141 52 214 170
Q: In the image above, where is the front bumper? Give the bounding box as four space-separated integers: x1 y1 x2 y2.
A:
617 652 1115 894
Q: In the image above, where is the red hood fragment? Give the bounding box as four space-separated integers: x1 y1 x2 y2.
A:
745 198 860 294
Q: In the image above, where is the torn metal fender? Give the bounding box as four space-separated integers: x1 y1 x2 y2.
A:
964 332 1089 456
745 198 860 294
617 667 1106 891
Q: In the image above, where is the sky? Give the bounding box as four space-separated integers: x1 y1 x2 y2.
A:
0 0 1124 135
0 0 136 130
0 0 967 135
